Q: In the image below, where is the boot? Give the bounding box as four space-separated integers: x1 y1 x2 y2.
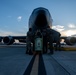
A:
29 49 33 55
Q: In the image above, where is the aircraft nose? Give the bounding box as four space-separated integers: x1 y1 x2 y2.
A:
35 10 47 27
37 9 45 14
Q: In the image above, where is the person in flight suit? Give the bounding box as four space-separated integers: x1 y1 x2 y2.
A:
42 29 47 53
46 28 54 54
55 33 61 51
26 28 33 54
34 29 43 52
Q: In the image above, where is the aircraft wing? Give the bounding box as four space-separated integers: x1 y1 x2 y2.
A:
1 35 76 45
1 36 26 45
60 36 76 45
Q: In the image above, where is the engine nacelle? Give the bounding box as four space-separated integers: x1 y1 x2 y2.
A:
65 37 76 45
3 36 14 45
0 37 2 42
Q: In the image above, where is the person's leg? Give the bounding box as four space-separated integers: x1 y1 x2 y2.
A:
45 41 47 53
58 41 61 51
49 36 54 54
49 42 53 54
55 43 58 51
26 39 32 54
26 42 30 54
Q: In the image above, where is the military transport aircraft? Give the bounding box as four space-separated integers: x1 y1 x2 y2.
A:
0 7 76 46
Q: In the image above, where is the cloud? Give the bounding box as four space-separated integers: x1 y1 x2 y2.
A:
68 24 76 28
60 29 76 36
17 16 22 22
52 25 65 32
52 25 76 36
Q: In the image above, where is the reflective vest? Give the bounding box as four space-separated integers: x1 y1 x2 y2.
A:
35 37 43 51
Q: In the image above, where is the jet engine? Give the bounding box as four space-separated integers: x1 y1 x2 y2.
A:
0 37 2 42
64 37 76 45
3 36 14 45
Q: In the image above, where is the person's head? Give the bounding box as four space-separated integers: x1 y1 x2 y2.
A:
29 28 32 31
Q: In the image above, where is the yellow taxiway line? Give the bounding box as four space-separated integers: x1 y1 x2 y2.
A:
60 47 76 51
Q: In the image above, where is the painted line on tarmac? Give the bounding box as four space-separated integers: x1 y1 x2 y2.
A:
51 56 71 75
38 54 46 75
23 54 47 75
30 55 39 75
23 55 36 75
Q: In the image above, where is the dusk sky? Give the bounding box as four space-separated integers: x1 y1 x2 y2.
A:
0 0 76 36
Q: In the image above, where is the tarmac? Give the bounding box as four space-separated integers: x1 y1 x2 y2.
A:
0 45 76 75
